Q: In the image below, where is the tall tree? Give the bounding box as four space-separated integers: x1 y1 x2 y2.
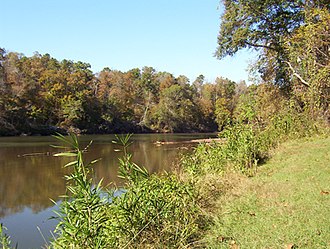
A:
285 8 330 114
214 77 236 129
152 84 201 132
192 74 205 97
138 67 159 127
216 0 329 86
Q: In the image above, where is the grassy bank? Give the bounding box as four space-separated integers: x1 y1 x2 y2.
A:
204 136 330 248
1 131 329 248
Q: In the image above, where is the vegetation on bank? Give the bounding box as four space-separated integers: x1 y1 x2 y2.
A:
49 134 202 248
1 1 329 248
0 113 328 248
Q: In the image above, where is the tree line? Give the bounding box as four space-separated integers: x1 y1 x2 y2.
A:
0 1 329 248
0 49 247 135
1 1 329 137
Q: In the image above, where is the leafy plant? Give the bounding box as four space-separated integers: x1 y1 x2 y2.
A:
105 134 202 248
0 224 11 249
51 133 109 248
112 134 149 183
50 133 203 248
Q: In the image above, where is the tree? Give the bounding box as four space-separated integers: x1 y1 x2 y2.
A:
216 0 329 86
199 83 217 126
192 74 205 97
285 8 330 115
0 48 5 83
157 72 176 92
137 67 159 127
214 77 236 129
0 49 16 135
152 84 201 132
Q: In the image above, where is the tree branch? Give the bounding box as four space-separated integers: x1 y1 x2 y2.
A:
245 41 276 51
284 61 310 87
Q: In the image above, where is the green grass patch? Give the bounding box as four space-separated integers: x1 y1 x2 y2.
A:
205 136 330 248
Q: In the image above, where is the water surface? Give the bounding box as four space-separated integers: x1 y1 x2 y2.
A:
0 133 216 248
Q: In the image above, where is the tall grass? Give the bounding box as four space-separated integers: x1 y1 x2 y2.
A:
50 134 203 248
51 134 109 248
0 224 14 249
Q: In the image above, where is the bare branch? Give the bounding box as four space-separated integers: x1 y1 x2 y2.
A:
315 47 330 59
284 61 310 87
245 41 276 51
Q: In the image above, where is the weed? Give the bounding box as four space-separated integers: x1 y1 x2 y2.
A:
105 134 203 248
50 133 109 248
0 224 13 249
49 133 203 248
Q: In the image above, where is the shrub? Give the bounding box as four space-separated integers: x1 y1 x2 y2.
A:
104 134 202 248
0 224 13 249
51 134 203 248
106 174 200 248
51 134 109 248
182 97 329 178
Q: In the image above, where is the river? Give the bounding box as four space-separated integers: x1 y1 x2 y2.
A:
0 133 216 248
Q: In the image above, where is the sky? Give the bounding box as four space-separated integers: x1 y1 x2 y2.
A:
2 0 256 83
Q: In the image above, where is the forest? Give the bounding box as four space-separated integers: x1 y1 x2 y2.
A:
0 49 247 135
0 0 330 248
1 2 329 137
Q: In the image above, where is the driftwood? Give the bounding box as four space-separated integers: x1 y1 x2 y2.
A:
17 152 54 157
154 138 223 146
17 149 88 157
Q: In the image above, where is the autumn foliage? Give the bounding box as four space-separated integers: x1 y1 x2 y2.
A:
0 51 246 135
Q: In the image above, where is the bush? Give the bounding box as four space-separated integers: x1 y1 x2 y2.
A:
51 134 203 249
182 97 329 178
51 134 109 248
106 174 200 248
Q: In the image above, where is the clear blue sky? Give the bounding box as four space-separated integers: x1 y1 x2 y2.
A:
2 0 254 83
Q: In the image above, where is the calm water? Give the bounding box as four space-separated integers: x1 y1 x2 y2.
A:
0 133 216 248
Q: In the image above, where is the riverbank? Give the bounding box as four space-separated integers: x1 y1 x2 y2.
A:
1 133 329 248
204 136 330 248
0 133 218 248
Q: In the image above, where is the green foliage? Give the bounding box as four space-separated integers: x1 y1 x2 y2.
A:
183 83 328 177
50 133 203 248
181 142 225 177
285 8 330 116
51 134 108 248
107 175 200 248
151 84 202 132
221 123 261 173
213 77 236 130
113 134 149 183
216 0 329 85
105 134 201 248
215 98 231 129
0 224 13 249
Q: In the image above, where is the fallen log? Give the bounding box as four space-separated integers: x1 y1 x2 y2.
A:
154 138 223 145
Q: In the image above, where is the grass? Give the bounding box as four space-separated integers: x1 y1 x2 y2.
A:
1 132 329 248
204 136 330 248
49 134 202 248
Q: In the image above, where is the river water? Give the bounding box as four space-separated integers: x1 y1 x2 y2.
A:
0 133 216 248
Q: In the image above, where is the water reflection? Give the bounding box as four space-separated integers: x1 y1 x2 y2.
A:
0 134 215 218
0 145 68 218
0 133 216 248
